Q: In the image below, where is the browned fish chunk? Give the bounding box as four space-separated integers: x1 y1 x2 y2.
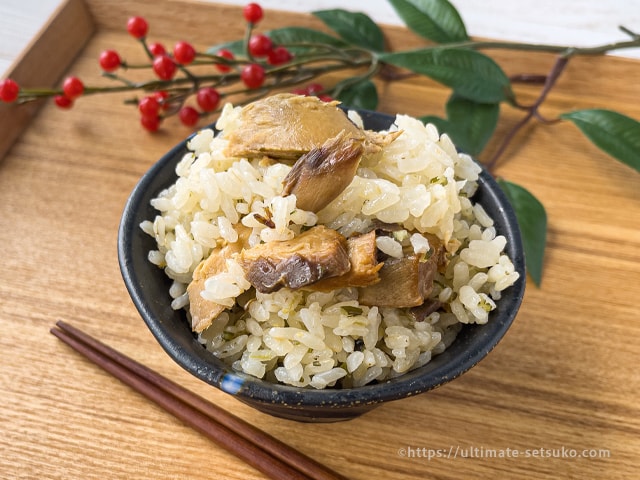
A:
282 131 364 212
358 234 446 308
187 225 252 333
356 254 436 308
224 94 365 160
309 230 382 291
224 93 402 161
238 225 350 293
188 244 242 333
409 299 443 322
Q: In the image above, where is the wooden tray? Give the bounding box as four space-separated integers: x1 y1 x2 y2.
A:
1 1 638 479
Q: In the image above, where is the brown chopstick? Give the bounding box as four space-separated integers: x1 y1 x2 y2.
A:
51 320 349 480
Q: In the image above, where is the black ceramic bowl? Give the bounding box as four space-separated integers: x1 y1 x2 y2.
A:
118 109 526 422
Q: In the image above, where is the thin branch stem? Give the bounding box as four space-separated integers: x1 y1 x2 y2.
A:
427 31 640 57
509 73 548 84
7 19 640 136
485 56 569 172
331 56 380 97
619 25 639 40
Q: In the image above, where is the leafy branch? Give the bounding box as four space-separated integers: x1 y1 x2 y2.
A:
310 0 640 286
1 1 639 286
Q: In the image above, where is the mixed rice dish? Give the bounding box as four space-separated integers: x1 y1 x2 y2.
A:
141 93 520 389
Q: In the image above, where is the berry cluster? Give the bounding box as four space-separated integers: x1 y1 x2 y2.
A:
0 2 334 132
125 14 228 130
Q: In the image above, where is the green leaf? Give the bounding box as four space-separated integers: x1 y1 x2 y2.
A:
335 80 379 110
497 179 547 287
560 109 640 173
445 96 499 154
388 0 469 43
268 27 349 50
420 95 499 156
378 48 512 103
313 9 385 52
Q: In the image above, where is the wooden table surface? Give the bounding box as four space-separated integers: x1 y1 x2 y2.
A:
1 1 638 478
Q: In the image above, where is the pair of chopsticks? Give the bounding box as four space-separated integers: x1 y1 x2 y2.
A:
50 321 348 480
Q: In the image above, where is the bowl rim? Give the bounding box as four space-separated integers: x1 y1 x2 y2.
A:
118 108 526 410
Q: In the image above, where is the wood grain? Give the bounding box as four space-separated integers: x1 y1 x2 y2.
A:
0 1 638 479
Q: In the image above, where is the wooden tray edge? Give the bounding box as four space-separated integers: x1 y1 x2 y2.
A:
0 0 95 162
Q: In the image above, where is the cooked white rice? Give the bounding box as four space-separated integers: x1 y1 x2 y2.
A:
141 103 520 389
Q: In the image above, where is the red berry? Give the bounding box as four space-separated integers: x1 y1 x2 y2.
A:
99 50 121 72
140 114 161 132
62 76 84 99
54 95 73 109
243 3 263 24
248 34 273 57
318 94 334 102
291 87 307 96
148 42 166 56
138 96 160 116
0 78 19 102
267 46 293 66
179 106 200 127
152 90 170 110
305 83 324 95
173 41 196 65
215 49 234 72
152 55 177 80
241 64 266 89
196 87 221 112
127 16 148 39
